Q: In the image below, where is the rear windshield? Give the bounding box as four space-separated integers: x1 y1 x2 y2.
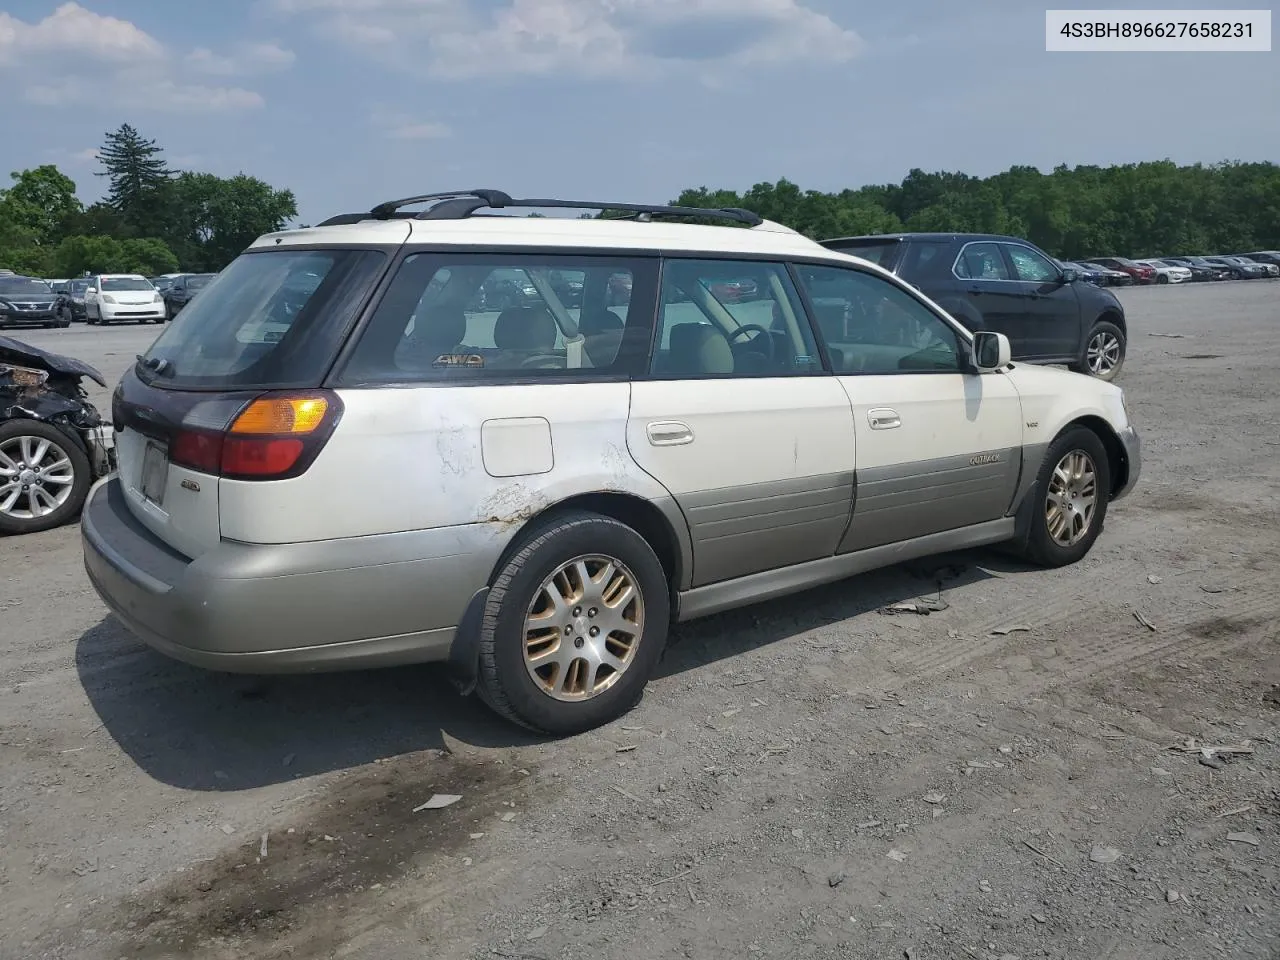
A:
137 248 388 390
822 239 901 268
187 274 214 290
102 277 153 292
0 277 54 296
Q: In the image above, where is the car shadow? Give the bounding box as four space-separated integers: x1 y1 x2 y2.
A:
74 618 543 793
655 548 1019 678
75 547 1032 792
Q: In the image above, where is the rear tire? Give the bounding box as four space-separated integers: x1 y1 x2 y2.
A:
477 511 670 735
1069 320 1125 382
0 420 92 536
1018 427 1111 569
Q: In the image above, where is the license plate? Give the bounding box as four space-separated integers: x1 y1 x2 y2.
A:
141 441 169 505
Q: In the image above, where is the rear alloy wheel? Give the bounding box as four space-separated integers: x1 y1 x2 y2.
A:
478 511 670 735
1071 320 1126 382
0 420 92 536
1019 426 1111 568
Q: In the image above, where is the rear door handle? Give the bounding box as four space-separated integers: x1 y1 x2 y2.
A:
646 420 694 446
868 408 901 430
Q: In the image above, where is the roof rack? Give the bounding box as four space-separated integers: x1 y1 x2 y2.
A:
315 190 764 228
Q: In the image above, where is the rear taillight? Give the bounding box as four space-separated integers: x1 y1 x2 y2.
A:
170 391 342 481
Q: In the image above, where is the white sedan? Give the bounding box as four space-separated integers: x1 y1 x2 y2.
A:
84 274 167 324
1133 260 1192 284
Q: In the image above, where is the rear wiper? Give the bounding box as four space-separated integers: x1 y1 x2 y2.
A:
137 354 173 376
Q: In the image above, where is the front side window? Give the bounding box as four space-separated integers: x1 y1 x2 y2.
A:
1005 244 1060 283
650 259 822 379
340 254 655 384
954 242 1011 280
794 264 964 374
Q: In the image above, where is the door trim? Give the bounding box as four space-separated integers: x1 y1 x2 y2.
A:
676 517 1014 621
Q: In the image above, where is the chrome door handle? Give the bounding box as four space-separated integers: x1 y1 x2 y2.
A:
646 420 694 446
867 408 901 430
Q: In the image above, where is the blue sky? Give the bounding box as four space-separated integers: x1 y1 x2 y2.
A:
1 1 1276 225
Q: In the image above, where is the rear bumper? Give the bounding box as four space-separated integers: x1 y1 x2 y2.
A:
1112 425 1142 501
80 477 503 673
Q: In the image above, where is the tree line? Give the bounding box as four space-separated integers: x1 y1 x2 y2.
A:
0 124 296 278
5 137 1279 278
674 161 1280 259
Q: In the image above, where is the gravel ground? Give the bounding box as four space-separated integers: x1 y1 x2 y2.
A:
2 282 1278 960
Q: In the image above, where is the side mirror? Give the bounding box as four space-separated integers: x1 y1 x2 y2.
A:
1060 267 1077 284
973 331 1011 372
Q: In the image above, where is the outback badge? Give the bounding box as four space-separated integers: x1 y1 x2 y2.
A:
970 453 1001 466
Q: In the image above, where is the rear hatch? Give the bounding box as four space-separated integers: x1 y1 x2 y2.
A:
113 247 389 557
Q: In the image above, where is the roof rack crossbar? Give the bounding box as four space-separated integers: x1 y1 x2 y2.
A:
456 198 762 226
317 191 764 228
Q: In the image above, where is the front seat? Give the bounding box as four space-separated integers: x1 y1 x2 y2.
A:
578 306 624 367
666 323 734 376
494 305 560 368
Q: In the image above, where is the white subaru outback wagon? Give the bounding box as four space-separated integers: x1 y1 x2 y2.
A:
81 190 1141 734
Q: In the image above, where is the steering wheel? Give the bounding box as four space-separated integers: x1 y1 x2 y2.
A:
727 324 776 362
519 354 565 369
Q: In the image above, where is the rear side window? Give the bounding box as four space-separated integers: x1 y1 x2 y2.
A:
823 239 900 268
650 258 822 378
339 254 656 384
139 249 388 390
954 242 1011 280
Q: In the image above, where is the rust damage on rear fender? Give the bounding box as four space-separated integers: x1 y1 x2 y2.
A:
477 483 551 530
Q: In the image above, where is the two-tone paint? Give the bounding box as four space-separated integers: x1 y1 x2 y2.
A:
81 214 1141 681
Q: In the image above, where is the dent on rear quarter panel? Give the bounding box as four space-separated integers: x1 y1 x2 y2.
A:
216 383 675 545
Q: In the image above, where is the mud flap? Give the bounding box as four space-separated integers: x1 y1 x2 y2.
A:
446 586 490 696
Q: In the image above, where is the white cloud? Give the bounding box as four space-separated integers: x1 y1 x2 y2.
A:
0 3 271 112
186 41 296 76
267 0 862 79
370 106 452 140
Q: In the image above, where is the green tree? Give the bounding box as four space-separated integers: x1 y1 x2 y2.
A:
1 165 82 245
168 172 298 270
50 235 179 276
96 124 173 234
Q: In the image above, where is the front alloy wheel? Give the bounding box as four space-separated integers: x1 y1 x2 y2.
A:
0 421 92 535
1044 450 1097 547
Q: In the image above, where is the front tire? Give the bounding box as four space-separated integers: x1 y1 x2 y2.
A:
0 420 92 536
1070 320 1126 382
478 511 670 735
1019 427 1111 569
1156 274 1169 284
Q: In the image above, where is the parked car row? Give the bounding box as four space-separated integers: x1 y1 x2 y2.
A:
1057 251 1280 286
0 271 224 328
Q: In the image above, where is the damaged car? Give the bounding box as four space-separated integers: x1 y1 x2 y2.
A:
0 336 116 535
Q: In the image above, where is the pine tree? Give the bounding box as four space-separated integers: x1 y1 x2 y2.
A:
96 124 172 232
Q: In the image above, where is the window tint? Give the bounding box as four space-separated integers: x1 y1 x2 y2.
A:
953 242 1011 280
1005 244 1060 283
101 277 153 292
795 264 964 374
650 259 822 379
139 249 386 389
341 254 652 383
0 277 53 296
824 240 900 268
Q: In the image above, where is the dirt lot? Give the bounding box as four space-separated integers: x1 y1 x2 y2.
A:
2 283 1278 960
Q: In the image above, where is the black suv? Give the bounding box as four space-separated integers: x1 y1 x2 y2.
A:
819 233 1128 381
161 273 217 318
